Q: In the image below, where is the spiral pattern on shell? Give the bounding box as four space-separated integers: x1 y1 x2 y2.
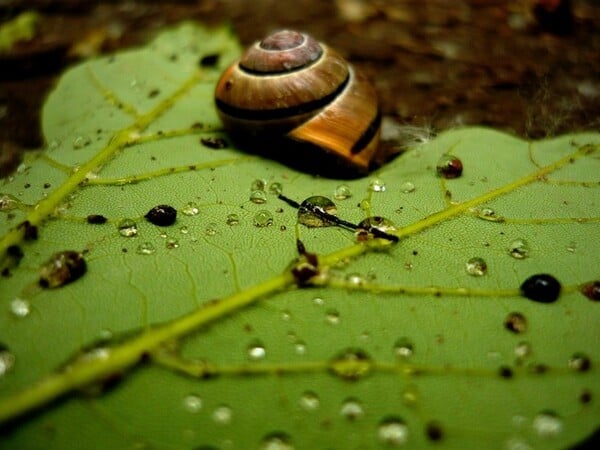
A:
214 30 381 175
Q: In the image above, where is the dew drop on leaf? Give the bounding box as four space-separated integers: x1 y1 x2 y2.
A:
340 397 364 420
182 394 203 413
136 242 156 255
179 225 189 234
312 296 324 306
532 411 563 438
39 250 86 288
212 405 232 425
294 340 307 355
393 337 414 359
325 309 340 325
368 178 387 192
253 210 273 227
377 416 409 446
226 213 240 226
145 204 177 226
400 181 415 193
504 312 527 333
181 201 200 216
514 341 532 361
9 297 31 318
204 222 218 236
334 184 352 200
247 340 266 361
329 348 372 381
268 182 283 195
260 431 294 450
345 272 366 287
401 384 419 407
568 352 591 372
250 190 267 204
297 196 337 228
0 344 16 376
251 179 267 191
436 154 463 178
117 218 138 237
520 274 561 303
580 280 600 301
165 238 179 249
299 391 320 411
509 238 530 259
465 257 487 276
355 216 397 242
72 135 91 149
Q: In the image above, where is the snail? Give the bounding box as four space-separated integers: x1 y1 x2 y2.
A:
214 30 383 177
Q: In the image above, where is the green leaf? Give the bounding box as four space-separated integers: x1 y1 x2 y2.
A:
1 22 599 450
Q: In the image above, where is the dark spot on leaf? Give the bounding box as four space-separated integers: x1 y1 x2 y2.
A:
18 220 38 241
39 250 86 288
191 122 204 129
425 421 444 441
0 141 23 178
147 89 160 98
87 214 108 224
200 137 228 149
579 389 592 404
43 182 51 189
498 365 513 378
569 352 591 372
504 312 527 333
581 281 600 301
145 205 177 226
436 155 463 179
520 274 561 303
199 53 219 67
528 363 549 374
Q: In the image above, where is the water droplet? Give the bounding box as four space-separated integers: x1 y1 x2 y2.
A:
145 204 177 226
10 298 31 318
436 154 463 178
520 274 561 303
425 421 444 442
312 297 324 306
294 341 307 355
253 210 273 227
509 239 530 259
0 193 22 211
260 431 294 450
401 384 419 406
183 394 203 413
0 345 16 376
72 135 92 149
179 225 189 234
393 337 414 359
247 341 266 361
39 250 87 289
165 238 179 249
581 281 600 301
136 242 156 255
212 405 232 425
299 391 320 411
566 241 576 253
400 181 415 193
205 222 218 236
251 179 267 191
250 190 267 204
329 348 372 381
568 352 591 372
504 312 527 333
334 184 352 200
226 213 240 226
532 411 563 438
514 341 532 361
340 397 364 420
297 196 337 228
359 199 371 211
181 201 200 216
345 272 366 287
505 437 533 450
355 216 397 241
377 416 409 446
369 178 387 192
117 219 138 237
477 207 503 222
268 182 283 195
465 257 487 276
325 309 340 325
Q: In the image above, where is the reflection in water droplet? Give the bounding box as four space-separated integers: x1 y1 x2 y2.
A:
299 391 320 411
377 417 409 446
568 352 591 372
581 281 600 301
205 222 218 236
165 238 179 249
355 216 397 241
340 397 364 420
181 201 200 216
394 337 414 359
509 239 530 259
260 431 294 450
268 182 283 195
325 309 340 325
436 154 463 179
72 135 92 149
359 199 371 211
532 411 563 438
369 178 387 192
136 242 156 255
226 213 240 226
0 345 16 376
250 190 267 204
251 179 267 191
212 405 232 425
400 181 415 193
297 196 337 228
334 184 352 200
465 257 487 276
254 210 273 227
10 298 31 318
247 341 266 361
183 394 203 413
117 219 138 237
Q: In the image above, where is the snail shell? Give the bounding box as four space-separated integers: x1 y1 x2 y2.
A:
214 30 381 176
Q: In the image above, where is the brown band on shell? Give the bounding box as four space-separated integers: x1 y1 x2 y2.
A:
239 30 323 74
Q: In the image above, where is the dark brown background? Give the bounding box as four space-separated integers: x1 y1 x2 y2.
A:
1 0 598 176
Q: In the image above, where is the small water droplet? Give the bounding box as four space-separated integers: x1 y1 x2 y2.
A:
260 431 294 450
165 238 179 249
325 309 340 325
568 352 591 372
268 182 283 195
205 222 218 236
212 405 232 425
401 384 419 406
436 154 463 178
72 135 92 149
532 411 563 438
247 341 266 361
253 210 273 227
465 257 487 276
179 225 189 234
400 181 415 193
0 193 22 211
355 216 397 242
294 341 307 355
334 184 352 200
250 190 267 204
136 242 156 255
377 416 409 446
369 178 387 192
117 219 138 237
514 341 532 360
477 207 503 222
520 273 561 303
226 213 240 226
566 241 576 253
340 397 364 420
10 298 31 318
251 179 267 191
345 272 366 287
181 201 200 216
329 348 372 381
299 391 320 411
509 239 530 259
504 312 527 333
297 196 337 228
0 345 16 376
183 394 203 413
394 337 414 359
359 199 371 211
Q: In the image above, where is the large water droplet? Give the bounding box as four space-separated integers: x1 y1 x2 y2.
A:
465 257 487 276
247 341 266 361
340 397 364 420
334 184 352 200
136 242 156 255
393 337 414 359
250 190 267 204
226 213 240 226
0 345 16 376
254 210 273 227
117 219 138 237
299 391 320 411
183 394 203 413
377 416 409 446
251 179 267 191
329 348 372 381
436 154 463 178
532 411 563 438
509 239 530 259
181 201 200 216
369 178 387 192
10 298 31 318
260 431 294 450
297 196 337 228
212 405 232 425
520 274 561 303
